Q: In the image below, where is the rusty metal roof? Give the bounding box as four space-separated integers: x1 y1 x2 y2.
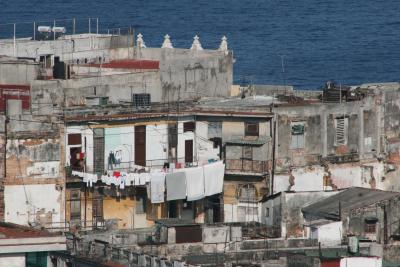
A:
0 222 56 239
225 136 270 146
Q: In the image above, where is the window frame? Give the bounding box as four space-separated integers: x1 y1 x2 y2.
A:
290 121 305 149
183 121 196 132
245 122 259 137
334 116 349 146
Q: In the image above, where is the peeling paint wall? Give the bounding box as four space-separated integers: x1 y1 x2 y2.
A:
275 96 378 174
4 184 62 227
6 139 60 179
262 191 339 238
310 221 342 246
273 165 324 193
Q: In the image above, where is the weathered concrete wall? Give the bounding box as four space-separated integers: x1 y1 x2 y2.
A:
0 34 134 60
274 165 324 193
6 138 60 179
0 61 39 85
136 48 233 100
310 221 342 246
262 191 338 238
0 254 25 267
275 97 378 172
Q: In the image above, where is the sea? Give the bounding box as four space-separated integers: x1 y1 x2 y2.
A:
1 0 400 89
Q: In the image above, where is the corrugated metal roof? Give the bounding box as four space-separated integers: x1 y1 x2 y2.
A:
225 136 270 146
302 187 400 221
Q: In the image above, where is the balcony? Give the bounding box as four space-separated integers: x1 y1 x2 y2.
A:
225 159 269 176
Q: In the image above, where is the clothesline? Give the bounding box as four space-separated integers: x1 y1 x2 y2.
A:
71 160 225 202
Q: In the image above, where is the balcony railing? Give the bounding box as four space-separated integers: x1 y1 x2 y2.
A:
225 159 269 175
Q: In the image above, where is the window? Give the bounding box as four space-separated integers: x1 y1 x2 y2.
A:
335 117 348 146
237 206 259 222
136 188 147 214
239 184 256 201
365 222 376 233
93 129 105 174
265 207 270 217
183 121 196 132
92 194 103 223
242 146 253 160
290 122 305 149
70 190 81 222
245 122 259 136
132 93 151 109
208 121 222 138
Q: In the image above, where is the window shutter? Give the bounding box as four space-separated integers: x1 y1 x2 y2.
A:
335 117 348 146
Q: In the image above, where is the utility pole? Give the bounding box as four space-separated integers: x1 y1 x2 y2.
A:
279 54 286 94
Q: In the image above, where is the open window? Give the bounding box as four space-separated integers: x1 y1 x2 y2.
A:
290 122 305 149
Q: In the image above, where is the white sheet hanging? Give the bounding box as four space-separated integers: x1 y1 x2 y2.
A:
185 166 205 201
150 172 166 203
204 161 225 196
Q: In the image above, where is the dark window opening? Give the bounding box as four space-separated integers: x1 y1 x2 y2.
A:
183 121 196 132
209 137 222 149
245 122 259 136
365 222 376 233
136 188 147 214
93 129 105 174
69 147 83 171
135 125 146 166
185 139 194 163
70 190 81 223
132 93 151 109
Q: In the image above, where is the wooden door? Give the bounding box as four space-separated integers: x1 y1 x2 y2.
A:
185 139 193 163
135 125 146 166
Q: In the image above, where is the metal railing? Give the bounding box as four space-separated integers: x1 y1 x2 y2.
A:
225 159 269 174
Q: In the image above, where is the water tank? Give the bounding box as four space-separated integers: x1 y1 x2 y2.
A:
52 27 66 34
348 236 359 254
38 26 52 33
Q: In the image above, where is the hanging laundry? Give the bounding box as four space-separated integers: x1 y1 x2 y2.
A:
120 172 127 189
204 161 225 196
134 173 140 185
150 172 166 203
185 166 205 201
108 151 116 170
166 172 187 201
139 172 150 185
72 171 84 177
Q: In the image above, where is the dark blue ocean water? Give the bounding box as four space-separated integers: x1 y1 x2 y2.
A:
1 0 400 89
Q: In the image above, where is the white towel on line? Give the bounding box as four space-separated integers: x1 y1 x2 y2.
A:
150 172 166 203
204 161 225 196
185 166 205 201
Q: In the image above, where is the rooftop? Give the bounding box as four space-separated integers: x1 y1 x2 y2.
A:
302 187 400 221
0 222 56 239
